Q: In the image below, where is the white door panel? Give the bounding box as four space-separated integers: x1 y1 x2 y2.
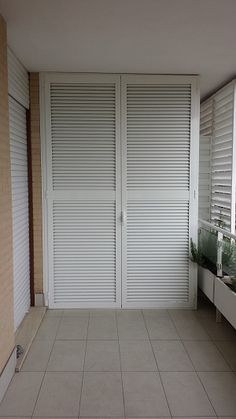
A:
121 75 199 308
44 74 121 308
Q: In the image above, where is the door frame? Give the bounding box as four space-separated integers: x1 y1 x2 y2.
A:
40 73 200 309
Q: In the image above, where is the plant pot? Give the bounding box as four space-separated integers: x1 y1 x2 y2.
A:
198 266 215 302
214 276 236 329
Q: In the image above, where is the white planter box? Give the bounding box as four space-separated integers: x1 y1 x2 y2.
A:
214 276 236 329
198 266 215 302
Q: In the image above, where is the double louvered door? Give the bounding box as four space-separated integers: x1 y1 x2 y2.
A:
43 74 198 308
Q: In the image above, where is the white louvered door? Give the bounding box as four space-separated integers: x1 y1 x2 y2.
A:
44 74 121 308
121 75 199 308
43 73 199 309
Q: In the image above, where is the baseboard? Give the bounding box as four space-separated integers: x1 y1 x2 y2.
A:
16 307 46 371
34 293 45 306
0 348 16 404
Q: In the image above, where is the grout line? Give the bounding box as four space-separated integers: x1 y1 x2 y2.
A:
141 310 172 418
77 310 90 418
213 340 235 372
31 315 63 418
180 338 218 417
168 308 217 417
115 309 126 417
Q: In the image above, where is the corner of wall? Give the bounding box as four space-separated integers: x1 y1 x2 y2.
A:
29 72 44 296
0 14 15 373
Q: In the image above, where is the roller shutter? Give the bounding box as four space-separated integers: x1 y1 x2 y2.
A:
8 48 30 330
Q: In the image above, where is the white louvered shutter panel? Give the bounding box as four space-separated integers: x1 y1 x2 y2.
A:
122 76 195 307
199 99 213 221
199 135 211 221
47 75 121 307
9 97 30 330
8 48 29 109
211 83 234 230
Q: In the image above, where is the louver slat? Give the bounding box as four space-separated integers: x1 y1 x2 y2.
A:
48 77 120 307
126 202 189 302
7 48 29 109
9 97 30 330
126 85 191 190
51 83 116 190
211 84 234 228
123 79 193 307
53 202 116 304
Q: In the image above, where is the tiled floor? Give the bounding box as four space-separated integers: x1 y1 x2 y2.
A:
1 298 236 418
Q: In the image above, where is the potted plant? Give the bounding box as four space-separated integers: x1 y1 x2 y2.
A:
190 229 217 302
191 231 236 329
214 238 236 328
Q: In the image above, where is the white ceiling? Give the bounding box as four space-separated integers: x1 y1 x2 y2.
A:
0 0 236 99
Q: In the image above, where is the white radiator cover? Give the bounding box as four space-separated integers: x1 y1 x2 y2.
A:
41 73 199 309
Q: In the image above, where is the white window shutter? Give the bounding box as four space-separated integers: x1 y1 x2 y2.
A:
8 48 29 109
211 84 234 230
9 97 30 330
200 81 236 232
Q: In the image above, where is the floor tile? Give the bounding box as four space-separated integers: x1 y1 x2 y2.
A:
215 340 236 370
199 317 236 341
120 340 157 371
22 339 53 371
63 309 89 317
35 317 61 341
33 372 82 417
84 340 120 371
80 372 124 417
171 317 211 340
56 317 88 340
145 316 179 340
142 309 170 319
184 340 230 371
45 309 64 317
117 311 148 340
199 371 236 416
0 417 31 419
169 309 198 320
87 313 117 340
0 372 43 417
47 340 86 371
90 309 117 316
123 371 170 417
161 371 215 416
152 340 194 371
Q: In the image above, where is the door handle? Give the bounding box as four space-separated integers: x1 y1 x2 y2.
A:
121 210 126 225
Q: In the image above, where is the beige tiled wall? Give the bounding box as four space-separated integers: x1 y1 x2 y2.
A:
0 14 15 373
29 73 43 294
